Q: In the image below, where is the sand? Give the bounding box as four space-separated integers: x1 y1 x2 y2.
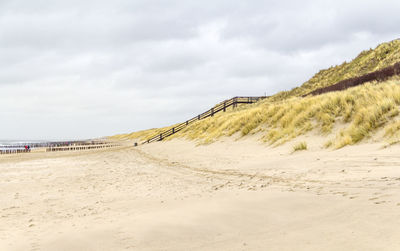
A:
1 139 400 250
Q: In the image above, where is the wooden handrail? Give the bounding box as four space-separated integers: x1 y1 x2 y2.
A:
304 62 400 96
143 96 267 144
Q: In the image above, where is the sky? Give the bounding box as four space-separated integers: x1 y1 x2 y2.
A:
0 0 399 140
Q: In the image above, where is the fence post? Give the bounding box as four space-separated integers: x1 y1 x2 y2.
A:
211 108 214 117
223 101 226 112
172 127 175 134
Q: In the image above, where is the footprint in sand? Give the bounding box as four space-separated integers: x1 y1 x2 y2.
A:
332 191 347 197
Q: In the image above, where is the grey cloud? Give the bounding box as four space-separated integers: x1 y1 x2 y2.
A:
221 0 400 52
0 0 398 139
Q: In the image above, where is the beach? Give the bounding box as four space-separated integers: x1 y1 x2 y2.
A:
1 139 400 250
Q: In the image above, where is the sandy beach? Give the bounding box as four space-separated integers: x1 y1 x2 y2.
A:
1 139 400 250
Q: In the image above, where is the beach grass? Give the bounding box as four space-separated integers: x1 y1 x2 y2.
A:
169 78 400 148
293 142 307 152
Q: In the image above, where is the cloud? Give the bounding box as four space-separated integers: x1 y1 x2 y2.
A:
0 0 398 139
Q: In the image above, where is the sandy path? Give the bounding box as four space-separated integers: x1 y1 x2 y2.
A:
0 141 400 250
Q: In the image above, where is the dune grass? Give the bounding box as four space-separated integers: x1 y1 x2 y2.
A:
114 78 400 148
293 142 307 152
383 120 400 145
110 126 173 142
169 78 400 148
270 39 400 100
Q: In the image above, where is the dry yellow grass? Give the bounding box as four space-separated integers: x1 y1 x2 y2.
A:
169 78 400 148
293 142 307 152
110 125 173 142
113 78 400 148
383 120 400 145
272 39 400 99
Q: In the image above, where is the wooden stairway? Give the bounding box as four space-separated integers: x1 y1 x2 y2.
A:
143 96 267 144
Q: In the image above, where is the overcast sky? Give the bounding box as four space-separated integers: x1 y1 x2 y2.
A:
0 0 399 140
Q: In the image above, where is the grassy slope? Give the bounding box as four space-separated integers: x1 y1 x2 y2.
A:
113 40 400 148
171 78 400 148
271 39 400 100
111 127 172 142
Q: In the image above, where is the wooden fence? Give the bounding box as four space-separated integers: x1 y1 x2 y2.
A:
305 62 400 96
46 143 118 152
46 143 119 152
143 96 267 144
0 141 118 155
0 149 31 154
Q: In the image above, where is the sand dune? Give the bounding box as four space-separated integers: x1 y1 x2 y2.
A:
1 140 400 250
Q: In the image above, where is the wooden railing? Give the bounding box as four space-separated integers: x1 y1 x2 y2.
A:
0 149 31 154
0 141 118 155
46 143 119 152
304 62 400 96
143 96 267 144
